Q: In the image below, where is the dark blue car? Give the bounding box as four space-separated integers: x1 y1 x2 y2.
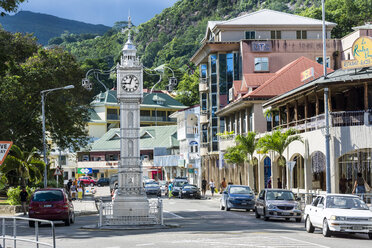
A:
220 185 255 211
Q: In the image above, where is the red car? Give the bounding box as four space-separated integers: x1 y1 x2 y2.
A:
78 176 97 186
28 188 75 227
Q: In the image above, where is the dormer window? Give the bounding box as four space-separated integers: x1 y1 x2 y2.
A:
245 31 256 40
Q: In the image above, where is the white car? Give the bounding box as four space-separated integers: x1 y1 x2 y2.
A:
304 194 372 239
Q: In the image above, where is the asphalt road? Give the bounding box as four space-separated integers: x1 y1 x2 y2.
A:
2 192 372 248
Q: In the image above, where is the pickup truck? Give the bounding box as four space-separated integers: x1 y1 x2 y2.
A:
304 194 372 239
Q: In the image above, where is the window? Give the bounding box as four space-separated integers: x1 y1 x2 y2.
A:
201 93 208 111
271 30 281 39
254 57 269 71
296 30 307 39
245 31 256 39
107 108 118 120
140 110 151 117
316 56 330 68
200 64 207 78
59 155 66 166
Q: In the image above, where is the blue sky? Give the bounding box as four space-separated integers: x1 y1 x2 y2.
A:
17 0 179 26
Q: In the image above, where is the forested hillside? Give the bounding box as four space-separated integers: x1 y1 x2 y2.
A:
0 11 110 45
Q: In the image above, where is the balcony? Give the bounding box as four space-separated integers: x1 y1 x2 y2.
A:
199 78 209 92
200 111 209 124
200 143 209 156
218 134 236 151
187 126 199 135
140 116 176 123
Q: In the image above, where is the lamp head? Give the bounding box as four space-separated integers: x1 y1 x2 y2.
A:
63 85 75 90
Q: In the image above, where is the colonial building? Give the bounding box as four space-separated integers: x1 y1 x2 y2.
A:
88 89 187 139
191 9 341 186
77 125 179 180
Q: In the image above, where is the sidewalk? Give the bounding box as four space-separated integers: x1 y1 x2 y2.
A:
72 195 98 216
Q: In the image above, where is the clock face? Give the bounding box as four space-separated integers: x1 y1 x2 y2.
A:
121 75 139 92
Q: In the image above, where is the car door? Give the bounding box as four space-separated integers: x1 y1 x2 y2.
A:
256 190 265 215
312 196 325 227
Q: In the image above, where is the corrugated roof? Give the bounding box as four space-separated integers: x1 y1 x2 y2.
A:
88 109 103 122
86 125 179 152
244 56 333 98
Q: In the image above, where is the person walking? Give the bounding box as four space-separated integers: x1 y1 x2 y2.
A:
352 173 370 201
201 178 207 196
20 187 28 215
168 181 173 199
209 179 215 197
220 178 227 193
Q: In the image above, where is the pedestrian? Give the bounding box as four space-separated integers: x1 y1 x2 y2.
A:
70 184 77 200
77 184 83 201
277 178 282 189
220 177 227 193
267 176 272 188
168 181 173 199
209 179 215 197
201 177 207 196
19 187 28 215
67 179 72 193
352 173 370 201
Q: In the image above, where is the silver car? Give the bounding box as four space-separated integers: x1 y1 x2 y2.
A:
255 189 302 222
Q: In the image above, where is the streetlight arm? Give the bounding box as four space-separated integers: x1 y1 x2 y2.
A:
41 85 74 95
150 74 162 94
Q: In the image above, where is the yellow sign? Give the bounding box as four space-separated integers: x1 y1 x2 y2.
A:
301 67 314 82
342 36 372 70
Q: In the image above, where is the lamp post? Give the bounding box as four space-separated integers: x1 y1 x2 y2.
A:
41 85 75 188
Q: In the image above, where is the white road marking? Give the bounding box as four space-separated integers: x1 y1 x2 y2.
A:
136 243 155 247
164 211 184 219
281 236 330 248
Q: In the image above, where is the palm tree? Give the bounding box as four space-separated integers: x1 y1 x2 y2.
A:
235 132 258 187
1 145 44 187
224 145 245 185
257 129 303 189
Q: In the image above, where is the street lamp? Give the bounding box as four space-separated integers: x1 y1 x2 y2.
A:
41 85 75 188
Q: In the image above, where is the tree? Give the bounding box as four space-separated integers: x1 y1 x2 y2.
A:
257 129 303 188
0 30 92 152
1 145 44 187
0 0 25 16
224 145 245 185
174 70 200 106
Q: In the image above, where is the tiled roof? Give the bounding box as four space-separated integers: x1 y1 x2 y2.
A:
86 125 179 152
244 57 334 98
243 73 275 88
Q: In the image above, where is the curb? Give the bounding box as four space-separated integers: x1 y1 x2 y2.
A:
80 223 179 230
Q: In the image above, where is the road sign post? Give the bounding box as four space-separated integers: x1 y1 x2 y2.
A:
0 141 13 166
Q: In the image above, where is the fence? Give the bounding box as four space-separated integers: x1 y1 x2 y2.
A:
0 216 56 248
331 110 365 127
98 198 163 227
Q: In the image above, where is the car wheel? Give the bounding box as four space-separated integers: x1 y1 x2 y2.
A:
225 201 230 211
295 218 301 223
368 233 372 240
322 218 331 237
305 216 314 233
220 200 225 210
90 183 94 186
29 221 35 227
97 183 101 187
285 218 290 221
64 213 71 226
263 208 269 221
70 211 75 224
255 208 260 218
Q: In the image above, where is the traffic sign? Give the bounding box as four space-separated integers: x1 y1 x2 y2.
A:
54 167 62 176
0 141 13 166
78 168 92 174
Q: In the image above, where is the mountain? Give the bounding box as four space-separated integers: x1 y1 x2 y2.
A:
0 11 111 45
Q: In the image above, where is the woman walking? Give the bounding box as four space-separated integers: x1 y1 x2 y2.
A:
209 179 215 197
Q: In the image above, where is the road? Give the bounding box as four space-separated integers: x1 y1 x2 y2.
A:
3 188 372 248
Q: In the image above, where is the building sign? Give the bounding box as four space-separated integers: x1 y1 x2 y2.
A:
341 36 372 70
300 67 314 82
0 141 12 166
251 41 272 52
77 168 92 174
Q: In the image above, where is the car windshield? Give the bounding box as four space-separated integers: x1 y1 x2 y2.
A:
229 186 252 194
174 181 187 187
146 184 159 188
326 196 369 210
32 191 64 202
183 185 197 189
266 191 295 201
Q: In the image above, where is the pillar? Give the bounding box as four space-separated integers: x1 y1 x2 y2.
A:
315 91 319 116
364 83 368 111
294 100 298 124
286 104 290 128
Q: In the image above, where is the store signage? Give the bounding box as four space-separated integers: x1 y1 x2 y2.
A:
341 36 372 70
78 168 92 174
0 141 12 166
251 41 272 52
300 67 314 82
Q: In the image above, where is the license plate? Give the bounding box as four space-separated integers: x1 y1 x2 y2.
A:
190 194 193 196
353 226 362 230
241 203 247 205
281 212 291 215
44 205 52 208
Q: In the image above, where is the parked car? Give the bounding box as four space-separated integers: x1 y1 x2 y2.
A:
97 177 110 187
109 174 118 193
145 182 161 197
304 194 372 239
158 180 167 195
255 189 302 222
179 184 201 199
78 176 97 186
171 177 188 197
220 185 255 211
28 188 75 227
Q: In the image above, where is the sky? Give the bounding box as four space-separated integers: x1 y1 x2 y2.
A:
17 0 179 26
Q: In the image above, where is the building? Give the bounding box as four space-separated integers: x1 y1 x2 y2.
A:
88 89 187 139
169 105 201 186
191 9 341 186
77 125 179 180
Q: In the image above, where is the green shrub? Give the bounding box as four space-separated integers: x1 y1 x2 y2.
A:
6 186 34 205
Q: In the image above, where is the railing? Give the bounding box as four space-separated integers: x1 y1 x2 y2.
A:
98 198 163 226
331 110 365 127
107 114 119 120
187 126 199 135
0 216 56 248
140 116 175 122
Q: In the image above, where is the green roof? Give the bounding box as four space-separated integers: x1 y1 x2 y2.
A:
88 108 104 123
86 125 179 152
91 90 187 110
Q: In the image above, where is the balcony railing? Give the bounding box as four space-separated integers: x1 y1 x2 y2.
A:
331 110 365 127
107 114 119 120
218 134 236 151
187 126 199 135
140 116 176 122
200 143 209 156
200 113 209 124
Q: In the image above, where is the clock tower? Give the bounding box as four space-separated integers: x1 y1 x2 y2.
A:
113 16 149 220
